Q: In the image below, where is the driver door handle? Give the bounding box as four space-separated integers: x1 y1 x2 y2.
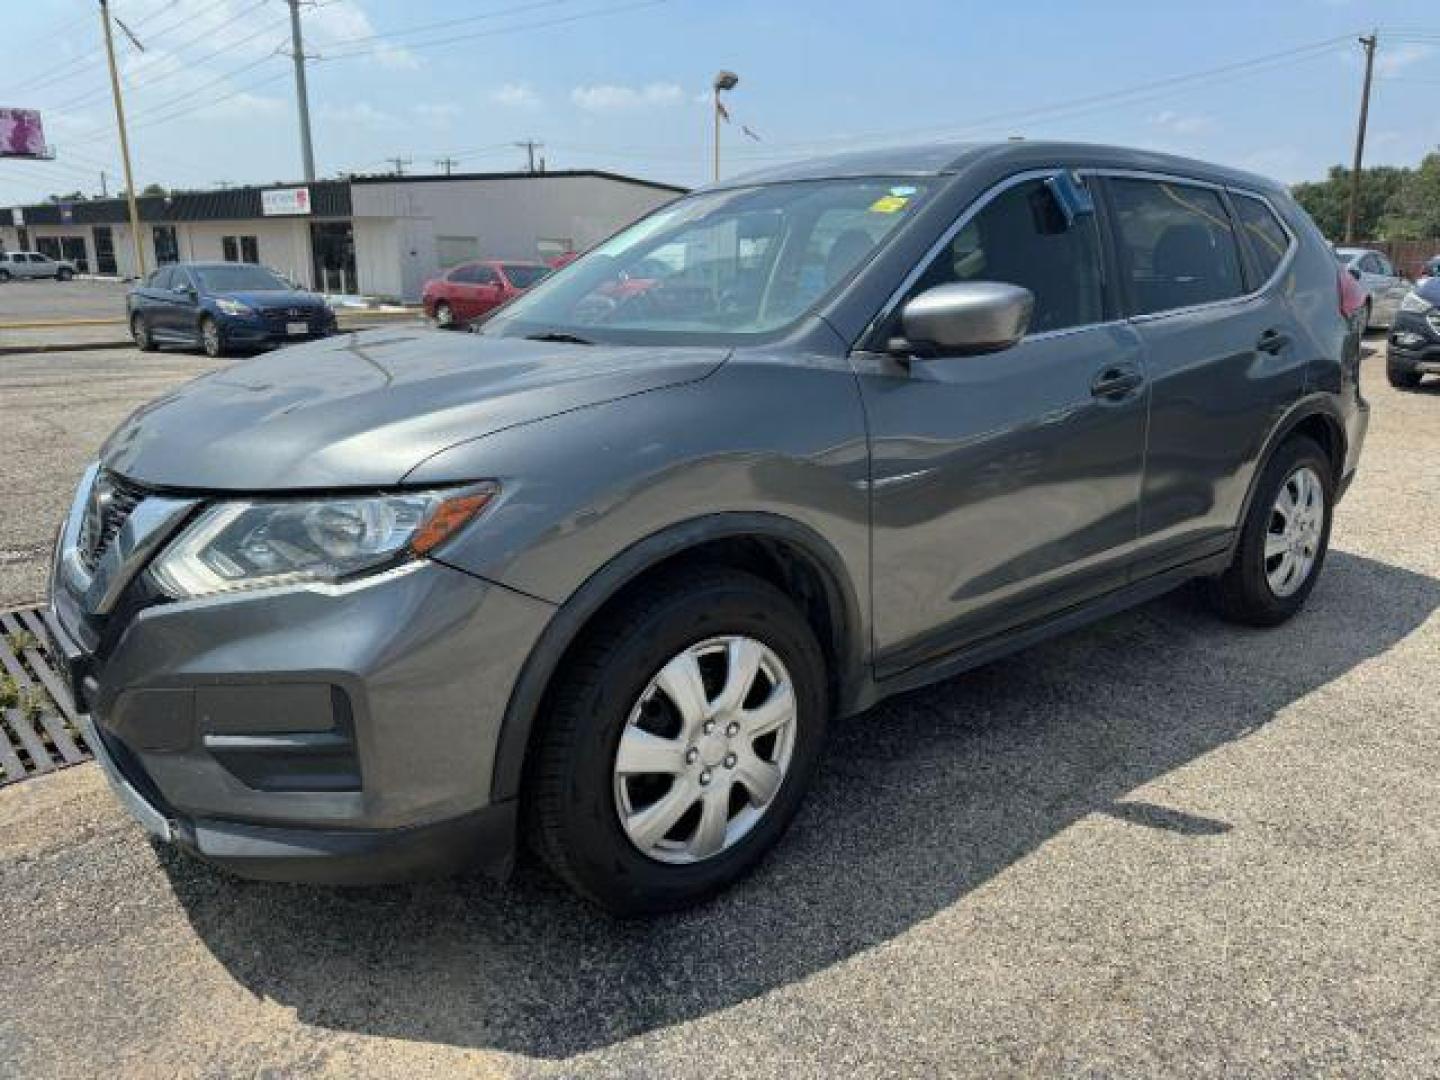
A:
1090 364 1144 399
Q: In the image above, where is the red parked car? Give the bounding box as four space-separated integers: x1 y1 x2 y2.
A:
421 259 550 328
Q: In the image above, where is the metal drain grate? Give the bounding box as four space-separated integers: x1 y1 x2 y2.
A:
0 607 91 786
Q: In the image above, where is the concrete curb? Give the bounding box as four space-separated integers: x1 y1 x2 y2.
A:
0 339 133 356
0 317 427 356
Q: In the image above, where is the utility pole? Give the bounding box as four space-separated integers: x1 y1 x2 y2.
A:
286 0 316 182
385 156 411 176
1345 32 1377 244
99 0 146 278
514 140 543 174
435 156 457 175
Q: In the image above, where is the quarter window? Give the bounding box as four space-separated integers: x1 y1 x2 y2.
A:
1109 178 1245 316
1232 193 1293 284
905 176 1106 334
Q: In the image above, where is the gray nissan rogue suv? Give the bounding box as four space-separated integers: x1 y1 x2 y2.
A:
47 141 1368 915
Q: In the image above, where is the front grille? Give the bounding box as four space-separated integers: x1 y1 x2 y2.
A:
76 472 147 572
258 305 322 324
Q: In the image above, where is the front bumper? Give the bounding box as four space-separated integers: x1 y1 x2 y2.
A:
218 313 336 348
1387 311 1440 374
49 547 554 884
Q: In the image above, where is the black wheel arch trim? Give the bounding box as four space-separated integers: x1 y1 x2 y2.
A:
1231 394 1348 558
488 511 866 804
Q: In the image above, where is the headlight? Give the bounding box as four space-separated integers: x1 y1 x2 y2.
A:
148 485 497 599
214 297 252 316
1400 291 1434 315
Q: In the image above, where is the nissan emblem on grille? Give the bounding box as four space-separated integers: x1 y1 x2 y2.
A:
77 473 145 571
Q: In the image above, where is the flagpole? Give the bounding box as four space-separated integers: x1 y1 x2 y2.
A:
713 84 720 183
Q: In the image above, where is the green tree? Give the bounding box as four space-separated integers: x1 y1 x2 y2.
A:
1292 165 1409 241
140 182 166 197
1378 152 1440 240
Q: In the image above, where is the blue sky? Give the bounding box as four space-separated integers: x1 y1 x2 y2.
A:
3 0 1439 205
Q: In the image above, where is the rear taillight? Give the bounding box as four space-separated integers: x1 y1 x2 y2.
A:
1338 266 1367 320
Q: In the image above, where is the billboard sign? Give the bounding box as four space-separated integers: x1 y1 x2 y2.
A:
261 186 311 216
0 108 48 159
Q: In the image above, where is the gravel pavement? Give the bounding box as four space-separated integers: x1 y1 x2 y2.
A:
1 341 1437 1078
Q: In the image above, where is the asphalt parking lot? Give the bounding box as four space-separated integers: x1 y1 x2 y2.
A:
1 340 1437 1077
0 276 131 323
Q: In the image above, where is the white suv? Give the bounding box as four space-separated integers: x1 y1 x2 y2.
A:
0 250 77 282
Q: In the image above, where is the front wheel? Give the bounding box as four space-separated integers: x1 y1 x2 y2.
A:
55 267 73 282
526 568 828 916
1206 435 1333 626
131 313 156 351
433 301 455 329
199 315 227 358
0 268 11 283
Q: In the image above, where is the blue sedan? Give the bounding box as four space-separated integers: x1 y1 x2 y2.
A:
127 262 337 358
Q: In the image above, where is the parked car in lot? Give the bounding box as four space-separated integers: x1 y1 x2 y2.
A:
0 249 76 281
1335 246 1410 329
1385 277 1440 389
421 259 550 328
1417 255 1440 284
126 262 336 357
49 141 1367 915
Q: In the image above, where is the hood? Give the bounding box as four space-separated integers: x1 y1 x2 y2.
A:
101 330 728 490
215 289 324 309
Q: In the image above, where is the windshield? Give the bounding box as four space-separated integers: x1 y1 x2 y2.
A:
484 178 933 343
193 265 291 292
502 264 550 288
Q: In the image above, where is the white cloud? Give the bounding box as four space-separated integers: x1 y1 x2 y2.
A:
413 102 462 127
306 0 418 70
1377 43 1434 77
491 83 542 108
316 101 397 128
1149 110 1217 136
197 92 286 120
571 82 685 111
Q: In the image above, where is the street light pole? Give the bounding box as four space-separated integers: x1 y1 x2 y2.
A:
712 70 738 182
99 0 146 279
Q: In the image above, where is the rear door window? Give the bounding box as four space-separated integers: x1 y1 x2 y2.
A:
1108 178 1245 316
151 267 175 290
1231 193 1293 285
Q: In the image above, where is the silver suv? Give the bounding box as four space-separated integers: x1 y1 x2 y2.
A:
0 249 76 281
48 141 1368 914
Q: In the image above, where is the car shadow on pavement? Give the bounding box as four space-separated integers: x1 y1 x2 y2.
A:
159 549 1439 1059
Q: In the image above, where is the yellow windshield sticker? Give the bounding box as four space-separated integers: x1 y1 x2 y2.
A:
869 195 909 214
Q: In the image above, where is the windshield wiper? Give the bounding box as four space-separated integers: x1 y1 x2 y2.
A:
524 331 593 345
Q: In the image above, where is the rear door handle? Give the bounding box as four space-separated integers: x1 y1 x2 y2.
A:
1256 330 1291 355
1090 365 1144 399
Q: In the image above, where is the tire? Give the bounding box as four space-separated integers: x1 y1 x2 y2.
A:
1206 435 1333 627
526 567 828 916
56 268 73 282
1388 365 1423 390
199 315 227 358
1360 300 1372 334
434 301 456 329
0 269 10 283
131 313 156 352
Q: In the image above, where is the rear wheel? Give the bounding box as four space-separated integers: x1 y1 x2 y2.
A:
55 267 73 282
1206 435 1332 626
434 301 456 329
199 315 227 358
0 268 11 283
1388 364 1423 390
130 313 156 351
526 568 828 916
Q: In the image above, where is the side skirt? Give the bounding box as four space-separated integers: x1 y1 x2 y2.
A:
855 550 1230 708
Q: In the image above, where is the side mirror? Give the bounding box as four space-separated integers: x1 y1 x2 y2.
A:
898 282 1034 357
